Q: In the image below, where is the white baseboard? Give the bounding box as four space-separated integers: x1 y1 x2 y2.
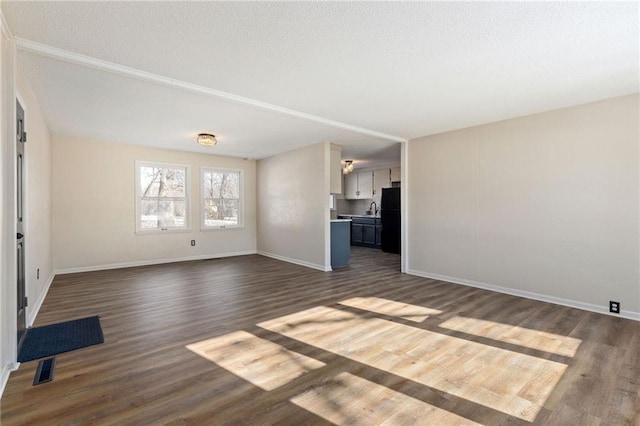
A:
257 251 331 272
27 272 55 327
0 361 20 399
55 250 258 275
406 269 640 321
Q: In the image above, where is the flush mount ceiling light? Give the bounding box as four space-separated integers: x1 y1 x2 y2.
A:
197 133 217 147
343 160 354 175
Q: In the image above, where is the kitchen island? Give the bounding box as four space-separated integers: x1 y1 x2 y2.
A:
330 219 351 268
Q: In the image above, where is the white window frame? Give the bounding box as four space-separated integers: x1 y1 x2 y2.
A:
135 160 191 234
201 167 244 230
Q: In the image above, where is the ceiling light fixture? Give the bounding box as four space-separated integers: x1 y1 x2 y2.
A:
197 133 217 147
343 160 354 175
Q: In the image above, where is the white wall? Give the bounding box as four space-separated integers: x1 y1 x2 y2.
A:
0 15 15 396
52 136 257 271
407 94 640 318
17 73 53 326
256 142 331 271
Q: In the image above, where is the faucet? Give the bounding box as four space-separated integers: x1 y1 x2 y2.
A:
369 201 378 216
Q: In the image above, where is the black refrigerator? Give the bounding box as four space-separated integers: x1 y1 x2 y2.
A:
380 187 401 254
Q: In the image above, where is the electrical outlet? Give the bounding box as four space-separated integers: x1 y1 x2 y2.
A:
37 268 40 280
609 301 620 314
191 240 196 247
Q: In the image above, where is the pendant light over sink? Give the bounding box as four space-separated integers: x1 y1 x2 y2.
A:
197 133 217 147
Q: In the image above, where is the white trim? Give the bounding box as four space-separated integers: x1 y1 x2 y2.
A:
14 37 407 144
26 272 54 327
323 143 332 272
406 269 640 321
55 250 257 275
0 361 20 398
257 251 331 272
400 141 408 273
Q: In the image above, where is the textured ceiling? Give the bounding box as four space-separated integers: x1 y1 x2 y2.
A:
2 1 638 165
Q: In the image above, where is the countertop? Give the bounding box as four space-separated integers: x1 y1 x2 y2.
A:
330 219 352 223
337 214 380 219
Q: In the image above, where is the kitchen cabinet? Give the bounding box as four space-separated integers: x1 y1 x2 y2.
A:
390 167 401 183
375 224 382 248
330 220 350 268
344 171 373 199
351 221 364 244
358 172 373 199
344 173 358 199
362 223 377 246
342 216 381 248
373 168 391 197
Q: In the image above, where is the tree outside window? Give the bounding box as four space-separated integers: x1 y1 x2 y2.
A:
136 161 190 232
202 168 242 229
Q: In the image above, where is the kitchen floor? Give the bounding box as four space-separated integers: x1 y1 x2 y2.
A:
349 245 400 271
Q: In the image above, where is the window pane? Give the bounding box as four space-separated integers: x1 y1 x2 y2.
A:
204 199 239 226
141 200 186 229
140 166 186 197
202 168 242 229
203 171 239 199
136 161 190 233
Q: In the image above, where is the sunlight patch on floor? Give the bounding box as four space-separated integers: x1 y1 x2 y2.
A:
259 306 567 422
186 330 325 391
439 316 581 357
291 372 481 425
339 297 442 322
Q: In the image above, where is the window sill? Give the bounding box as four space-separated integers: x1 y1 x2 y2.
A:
200 225 244 231
135 228 192 235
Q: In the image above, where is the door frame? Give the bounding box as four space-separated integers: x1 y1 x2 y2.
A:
15 98 26 351
400 141 407 273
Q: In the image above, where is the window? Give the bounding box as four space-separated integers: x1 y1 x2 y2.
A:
202 168 243 229
135 161 190 233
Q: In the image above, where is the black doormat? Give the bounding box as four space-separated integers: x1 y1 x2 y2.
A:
18 316 104 363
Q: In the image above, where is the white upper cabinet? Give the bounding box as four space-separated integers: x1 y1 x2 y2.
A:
344 171 373 199
357 171 373 199
344 173 358 199
390 167 401 183
373 168 391 197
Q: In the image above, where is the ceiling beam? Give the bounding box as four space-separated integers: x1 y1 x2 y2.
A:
14 37 408 143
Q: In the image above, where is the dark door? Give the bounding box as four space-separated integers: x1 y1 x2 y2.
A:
16 100 27 349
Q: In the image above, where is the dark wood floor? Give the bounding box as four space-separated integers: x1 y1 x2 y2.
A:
2 247 638 425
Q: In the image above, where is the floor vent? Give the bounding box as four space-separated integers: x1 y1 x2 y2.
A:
33 357 56 385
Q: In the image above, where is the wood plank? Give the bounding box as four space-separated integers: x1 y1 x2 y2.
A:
1 247 638 425
291 372 481 425
186 330 325 391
